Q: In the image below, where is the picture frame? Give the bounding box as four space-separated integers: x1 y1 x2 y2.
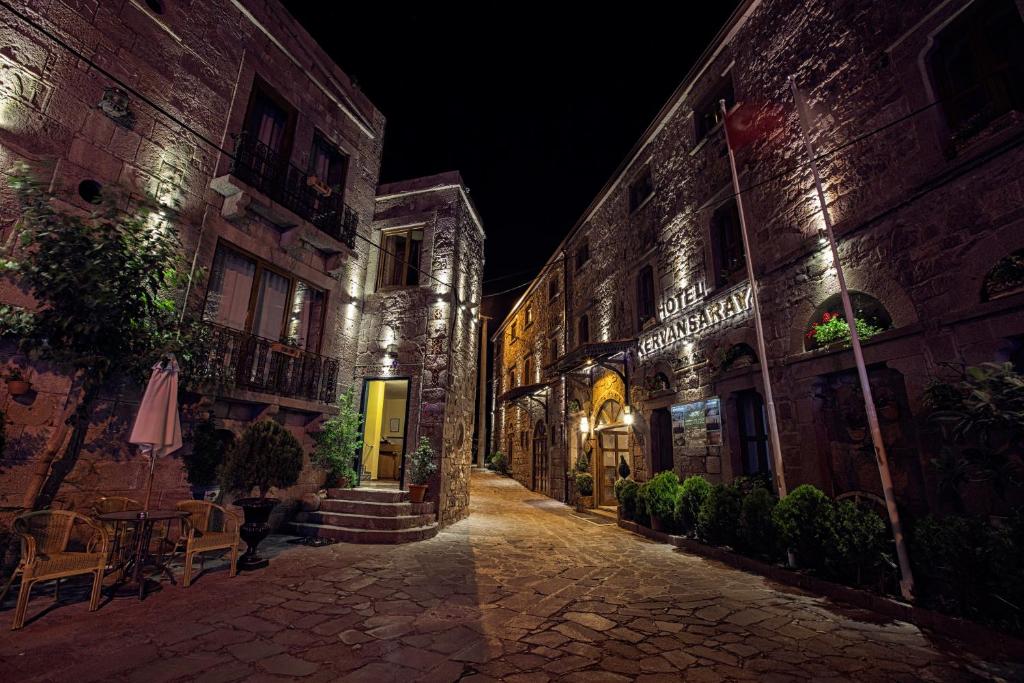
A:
388 417 400 433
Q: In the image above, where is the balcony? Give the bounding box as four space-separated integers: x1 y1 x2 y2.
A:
225 132 358 249
197 322 339 404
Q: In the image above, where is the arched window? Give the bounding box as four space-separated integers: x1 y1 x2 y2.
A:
720 343 758 372
577 314 590 346
981 248 1024 301
805 292 892 351
636 264 656 329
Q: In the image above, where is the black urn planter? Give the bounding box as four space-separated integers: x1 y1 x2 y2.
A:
234 497 279 570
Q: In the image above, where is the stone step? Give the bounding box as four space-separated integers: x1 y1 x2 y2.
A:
319 499 435 517
305 510 436 530
327 487 409 503
292 521 439 544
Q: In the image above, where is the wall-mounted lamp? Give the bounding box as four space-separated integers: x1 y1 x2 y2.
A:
623 405 635 426
579 416 590 433
385 343 398 356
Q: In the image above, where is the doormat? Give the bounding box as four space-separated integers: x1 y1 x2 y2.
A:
570 511 616 526
290 536 339 547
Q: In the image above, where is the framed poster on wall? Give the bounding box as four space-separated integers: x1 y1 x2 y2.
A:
670 397 722 449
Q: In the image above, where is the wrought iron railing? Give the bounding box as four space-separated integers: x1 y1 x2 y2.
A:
198 322 339 404
230 131 358 249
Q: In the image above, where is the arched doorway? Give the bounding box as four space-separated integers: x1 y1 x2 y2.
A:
532 420 548 495
594 399 629 508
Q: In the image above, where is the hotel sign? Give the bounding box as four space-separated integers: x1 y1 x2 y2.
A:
638 283 752 359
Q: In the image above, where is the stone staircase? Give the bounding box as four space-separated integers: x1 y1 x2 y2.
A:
292 487 439 544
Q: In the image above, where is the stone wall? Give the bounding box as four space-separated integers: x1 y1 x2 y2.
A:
0 0 384 524
361 172 484 525
493 0 1024 516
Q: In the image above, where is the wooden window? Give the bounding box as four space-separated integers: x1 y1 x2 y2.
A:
244 77 295 156
507 366 516 391
636 264 656 329
548 277 559 300
204 242 326 352
525 305 534 328
711 199 747 289
575 241 590 271
577 314 590 346
309 131 348 192
694 76 735 143
524 355 533 385
549 337 559 364
737 390 771 476
628 168 654 213
929 0 1024 141
510 321 518 342
377 226 423 289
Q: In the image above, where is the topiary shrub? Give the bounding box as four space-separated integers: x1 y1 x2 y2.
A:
575 472 594 496
408 437 438 486
736 486 779 559
825 501 889 586
696 483 743 547
488 451 510 475
676 475 712 533
773 484 837 571
639 471 681 527
220 420 304 499
614 478 639 519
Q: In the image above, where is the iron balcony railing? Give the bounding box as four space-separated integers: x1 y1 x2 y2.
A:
199 322 339 404
230 131 358 249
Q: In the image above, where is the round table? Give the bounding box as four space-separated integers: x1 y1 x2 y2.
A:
97 509 190 600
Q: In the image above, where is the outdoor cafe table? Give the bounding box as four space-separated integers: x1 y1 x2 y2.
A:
97 509 190 600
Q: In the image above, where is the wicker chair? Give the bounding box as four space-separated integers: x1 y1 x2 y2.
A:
174 501 241 587
0 511 109 630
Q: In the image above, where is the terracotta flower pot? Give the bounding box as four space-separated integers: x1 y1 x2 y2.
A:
408 484 428 503
6 379 31 396
234 497 279 570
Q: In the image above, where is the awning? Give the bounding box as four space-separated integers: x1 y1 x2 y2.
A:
551 339 637 375
496 381 551 405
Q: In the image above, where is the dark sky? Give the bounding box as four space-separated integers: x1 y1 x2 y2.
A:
283 3 742 310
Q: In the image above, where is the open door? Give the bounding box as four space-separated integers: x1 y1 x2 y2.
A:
359 378 410 486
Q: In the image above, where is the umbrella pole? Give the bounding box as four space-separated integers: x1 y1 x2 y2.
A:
143 450 157 511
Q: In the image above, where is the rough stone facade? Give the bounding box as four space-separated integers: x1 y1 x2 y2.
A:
493 0 1024 517
358 173 484 525
0 1 483 530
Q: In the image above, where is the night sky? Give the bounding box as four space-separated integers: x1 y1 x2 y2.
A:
283 3 742 315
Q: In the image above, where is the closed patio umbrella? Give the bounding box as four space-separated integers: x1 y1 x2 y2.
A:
129 355 183 510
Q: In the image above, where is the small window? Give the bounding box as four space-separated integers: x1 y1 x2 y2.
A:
507 366 517 391
510 321 518 342
628 168 654 213
694 76 735 143
549 277 559 300
377 226 423 289
636 264 656 329
244 78 295 156
525 305 534 328
929 0 1024 142
711 199 746 289
578 314 590 346
520 431 527 449
549 338 559 364
309 131 348 192
575 241 590 271
524 356 533 385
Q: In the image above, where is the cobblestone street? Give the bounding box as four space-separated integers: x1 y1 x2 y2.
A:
2 470 1022 682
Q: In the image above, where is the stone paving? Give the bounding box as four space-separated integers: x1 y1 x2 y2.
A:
2 470 1022 682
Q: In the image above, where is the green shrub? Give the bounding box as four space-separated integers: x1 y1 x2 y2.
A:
910 513 1024 633
676 475 712 532
736 486 779 558
576 450 590 473
313 387 363 488
408 437 438 486
489 451 510 474
639 471 680 524
575 472 593 496
827 501 888 585
183 416 231 487
220 420 304 499
696 483 743 547
773 484 836 571
614 478 639 519
634 487 650 526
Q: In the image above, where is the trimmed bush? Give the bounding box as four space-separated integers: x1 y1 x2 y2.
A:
639 471 681 525
614 478 639 519
827 501 888 586
489 452 510 475
736 486 779 558
220 420 304 499
696 483 743 547
676 475 712 532
773 484 837 571
575 472 594 496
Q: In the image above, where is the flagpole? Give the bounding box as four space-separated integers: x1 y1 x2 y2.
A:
720 99 787 499
788 76 914 601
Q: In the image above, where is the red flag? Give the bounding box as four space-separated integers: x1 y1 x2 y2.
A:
725 101 784 150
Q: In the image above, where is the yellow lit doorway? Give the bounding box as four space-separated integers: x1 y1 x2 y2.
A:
359 378 410 485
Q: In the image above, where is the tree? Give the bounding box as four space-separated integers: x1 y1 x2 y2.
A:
220 419 304 498
1 166 189 510
313 387 363 487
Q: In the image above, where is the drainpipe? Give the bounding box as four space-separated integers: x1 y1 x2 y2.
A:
476 315 491 466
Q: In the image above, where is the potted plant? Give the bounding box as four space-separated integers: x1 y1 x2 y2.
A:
220 419 304 569
306 175 332 197
5 367 31 396
640 471 681 532
312 388 363 489
183 415 232 501
574 450 593 510
407 436 438 503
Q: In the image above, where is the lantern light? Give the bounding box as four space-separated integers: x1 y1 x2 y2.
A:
579 416 590 433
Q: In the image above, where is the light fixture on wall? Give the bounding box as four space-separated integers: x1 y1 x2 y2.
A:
623 405 635 426
579 416 590 433
385 343 398 356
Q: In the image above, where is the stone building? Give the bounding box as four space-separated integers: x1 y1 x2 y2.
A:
493 0 1024 516
0 0 483 529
